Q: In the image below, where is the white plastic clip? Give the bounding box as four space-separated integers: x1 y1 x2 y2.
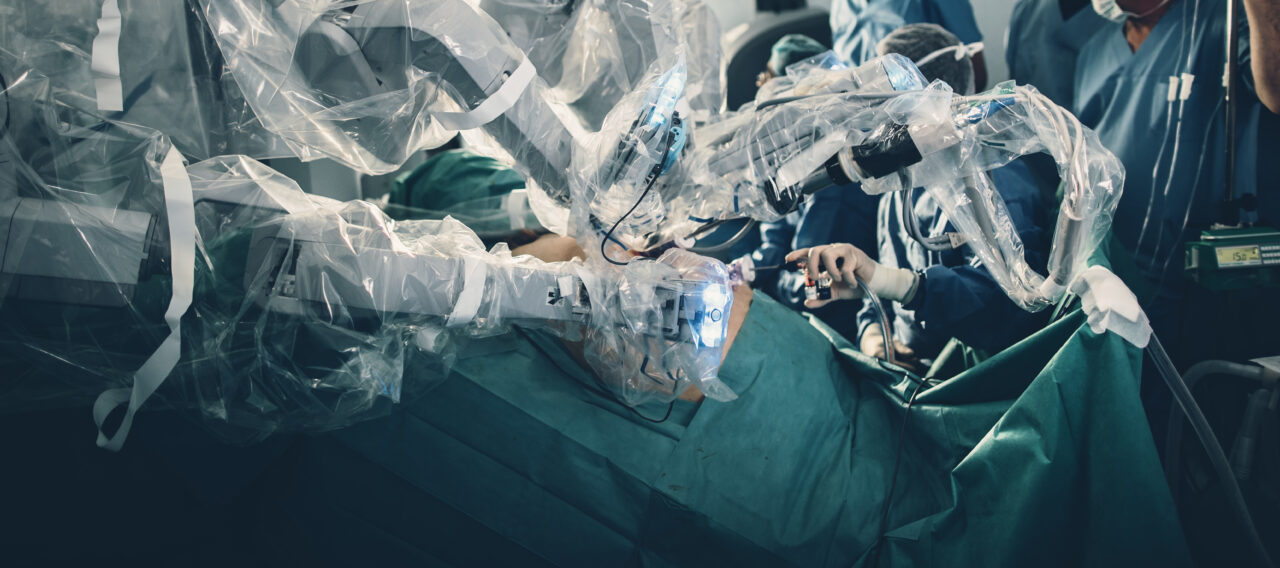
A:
1166 75 1180 102
1178 73 1195 101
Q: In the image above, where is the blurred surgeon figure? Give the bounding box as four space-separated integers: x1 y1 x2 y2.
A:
1005 0 1105 109
829 0 987 90
1071 0 1280 367
1004 0 1106 202
755 34 828 87
787 24 1051 372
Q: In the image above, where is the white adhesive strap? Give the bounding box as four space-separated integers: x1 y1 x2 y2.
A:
93 147 194 451
91 0 124 112
556 275 576 300
446 258 487 328
505 189 528 230
1178 73 1195 101
1167 76 1180 102
433 57 536 131
1068 265 1152 348
868 266 917 303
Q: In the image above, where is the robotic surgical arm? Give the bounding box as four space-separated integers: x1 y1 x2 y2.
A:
203 0 1122 315
803 84 1125 311
646 62 1123 312
0 162 734 409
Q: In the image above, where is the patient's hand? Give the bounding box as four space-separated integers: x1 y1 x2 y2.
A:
510 233 587 262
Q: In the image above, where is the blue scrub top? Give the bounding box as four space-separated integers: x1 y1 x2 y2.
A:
748 182 881 339
856 160 1051 359
829 0 983 65
1072 0 1267 330
1005 0 1106 108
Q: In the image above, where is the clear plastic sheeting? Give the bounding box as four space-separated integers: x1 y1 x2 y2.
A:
662 64 1123 311
199 0 716 249
195 158 736 425
841 81 1126 309
198 0 462 173
0 0 1133 449
671 54 928 235
0 56 179 412
0 0 282 160
480 0 724 128
0 58 733 444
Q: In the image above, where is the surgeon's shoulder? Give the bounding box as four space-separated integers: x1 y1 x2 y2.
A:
989 159 1041 200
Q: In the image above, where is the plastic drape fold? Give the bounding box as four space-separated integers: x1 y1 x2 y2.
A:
0 0 283 160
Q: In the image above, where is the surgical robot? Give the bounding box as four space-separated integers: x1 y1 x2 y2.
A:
271 0 1120 311
0 0 1124 439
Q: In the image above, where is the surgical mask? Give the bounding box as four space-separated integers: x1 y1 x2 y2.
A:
1091 0 1171 23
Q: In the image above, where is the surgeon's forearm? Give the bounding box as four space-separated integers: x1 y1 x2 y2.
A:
1246 0 1280 114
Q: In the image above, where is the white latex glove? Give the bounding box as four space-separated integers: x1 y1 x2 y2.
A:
785 243 919 308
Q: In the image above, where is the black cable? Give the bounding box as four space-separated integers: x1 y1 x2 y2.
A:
628 398 678 424
515 326 679 425
869 375 929 567
683 219 730 241
687 219 758 255
600 174 661 266
1149 338 1276 568
626 357 681 424
899 189 955 252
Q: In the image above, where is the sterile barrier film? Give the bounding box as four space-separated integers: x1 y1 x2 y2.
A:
0 57 732 444
0 0 286 160
0 0 1128 447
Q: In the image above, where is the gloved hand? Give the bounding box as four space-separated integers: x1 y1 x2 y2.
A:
784 243 919 308
859 324 923 373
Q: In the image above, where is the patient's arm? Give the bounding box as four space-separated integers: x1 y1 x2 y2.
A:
510 234 755 402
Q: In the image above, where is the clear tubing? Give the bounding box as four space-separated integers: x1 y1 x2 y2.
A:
857 278 898 369
1154 97 1224 288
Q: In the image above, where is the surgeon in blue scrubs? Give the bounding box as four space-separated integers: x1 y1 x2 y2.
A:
829 0 988 89
786 24 1051 371
1072 0 1280 365
1005 0 1105 109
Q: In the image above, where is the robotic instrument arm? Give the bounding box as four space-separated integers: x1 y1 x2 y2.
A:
243 207 730 350
292 0 686 212
795 86 1122 310
235 0 1118 314
0 168 730 352
669 64 1120 311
